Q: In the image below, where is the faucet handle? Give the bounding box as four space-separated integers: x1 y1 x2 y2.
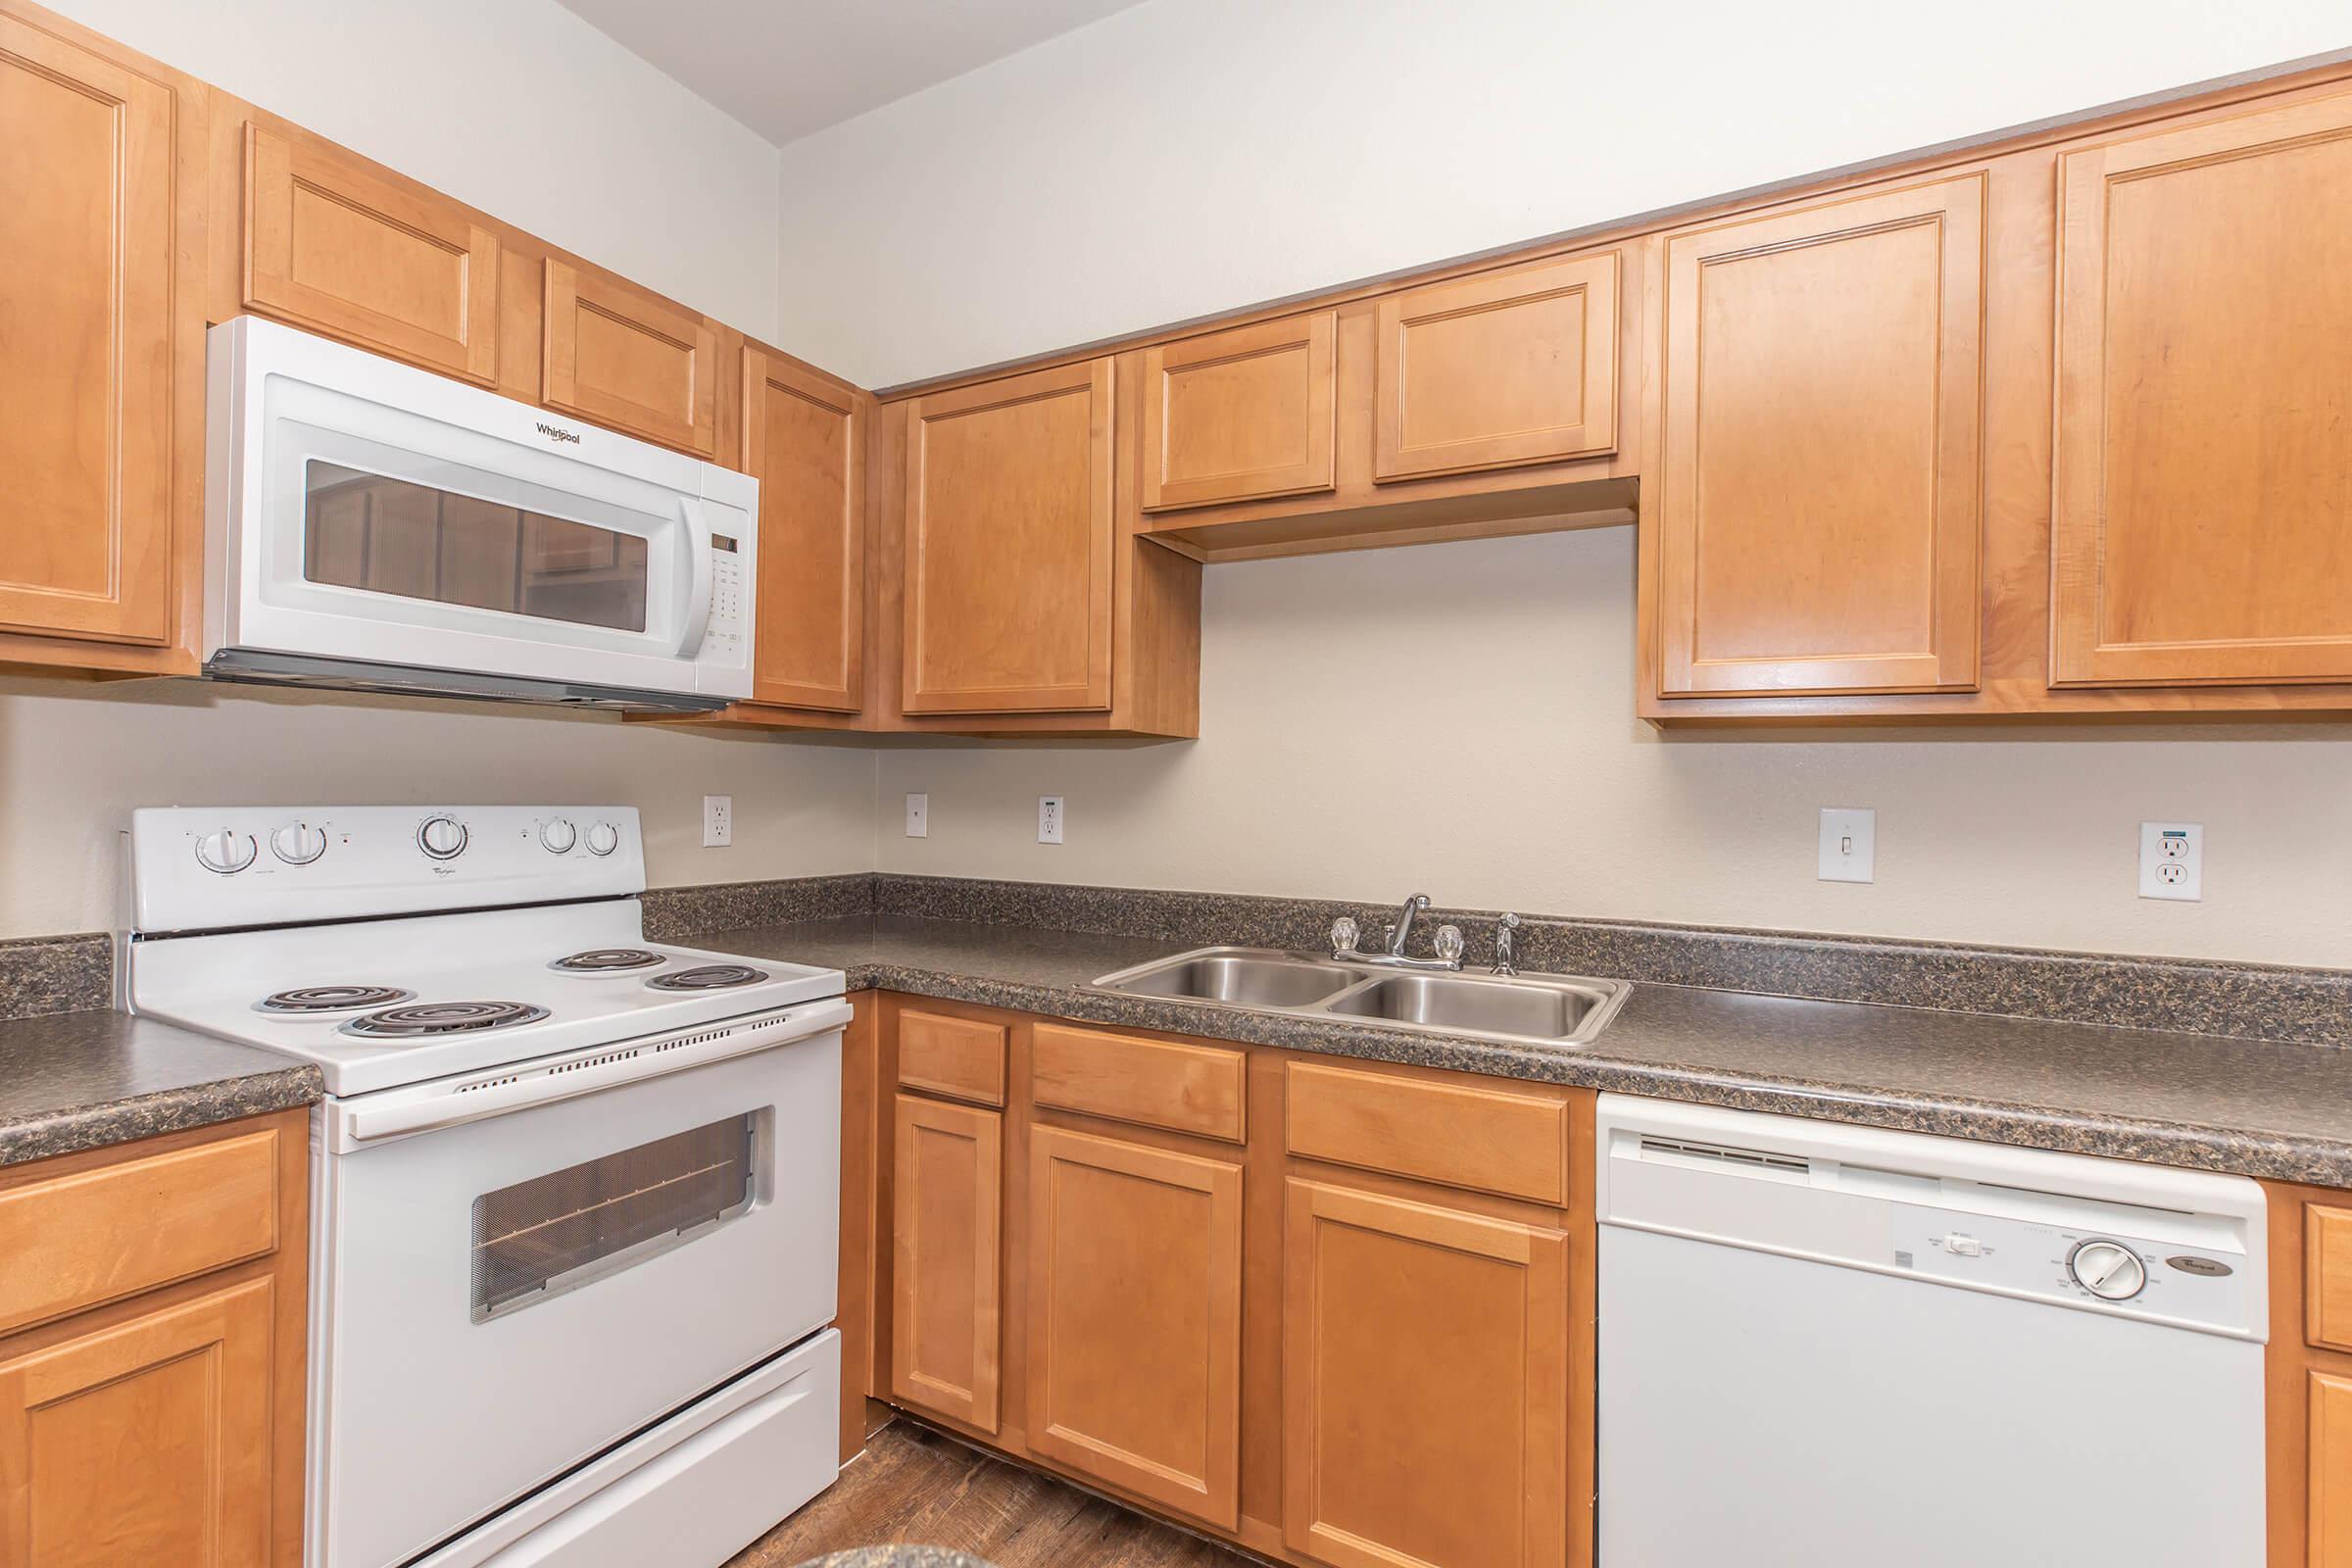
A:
1432 924 1465 965
1329 916 1360 955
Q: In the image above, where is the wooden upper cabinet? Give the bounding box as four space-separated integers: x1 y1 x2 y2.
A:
1282 1179 1569 1568
902 359 1115 713
1374 253 1618 481
0 10 177 647
743 347 864 710
543 260 718 458
889 1094 1003 1433
2053 91 2352 687
1142 312 1336 510
1652 175 1986 698
1025 1126 1243 1529
242 124 499 385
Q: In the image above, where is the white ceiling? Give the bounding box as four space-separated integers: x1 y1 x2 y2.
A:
555 0 1151 145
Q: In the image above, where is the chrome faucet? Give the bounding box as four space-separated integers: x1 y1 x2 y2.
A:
1492 912 1520 977
1333 893 1463 972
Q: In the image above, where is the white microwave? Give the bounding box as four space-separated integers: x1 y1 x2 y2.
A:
204 317 755 710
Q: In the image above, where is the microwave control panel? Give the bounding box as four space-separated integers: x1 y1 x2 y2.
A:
707 532 747 665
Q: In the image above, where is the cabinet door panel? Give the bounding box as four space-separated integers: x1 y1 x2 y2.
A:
0 13 175 644
903 360 1114 713
2054 93 2352 686
542 260 718 457
1654 175 1984 697
1283 1179 1568 1568
889 1094 1002 1432
743 348 863 710
1143 312 1336 511
2315 1371 2352 1567
243 124 499 385
1375 253 1618 481
0 1278 276 1568
1026 1126 1242 1527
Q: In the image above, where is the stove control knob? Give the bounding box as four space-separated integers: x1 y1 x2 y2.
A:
539 818 578 854
270 821 327 866
417 815 469 860
193 828 258 875
584 821 620 858
2069 1239 2147 1301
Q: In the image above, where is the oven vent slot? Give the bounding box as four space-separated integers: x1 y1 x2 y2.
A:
1639 1136 1809 1174
656 1024 735 1054
549 1046 643 1076
457 1074 520 1095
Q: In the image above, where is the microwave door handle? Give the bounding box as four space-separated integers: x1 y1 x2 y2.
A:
675 495 715 658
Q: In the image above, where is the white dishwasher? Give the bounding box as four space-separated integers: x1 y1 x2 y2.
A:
1594 1095 2267 1568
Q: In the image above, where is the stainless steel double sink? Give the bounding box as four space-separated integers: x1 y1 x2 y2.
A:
1087 946 1629 1048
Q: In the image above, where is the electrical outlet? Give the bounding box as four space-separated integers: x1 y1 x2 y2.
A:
1038 796 1063 845
1818 808 1875 883
702 794 732 848
2138 821 2203 901
905 793 928 839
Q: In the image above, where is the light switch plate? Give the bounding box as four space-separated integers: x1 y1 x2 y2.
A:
702 795 731 848
1818 808 1876 883
905 793 928 839
1038 796 1063 845
2138 821 2202 901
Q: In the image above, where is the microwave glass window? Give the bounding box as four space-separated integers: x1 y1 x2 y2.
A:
304 462 651 632
469 1112 760 1321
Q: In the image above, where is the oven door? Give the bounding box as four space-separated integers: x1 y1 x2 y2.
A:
311 1027 839 1568
209 318 752 701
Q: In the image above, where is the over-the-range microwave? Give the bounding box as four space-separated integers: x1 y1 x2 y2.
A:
205 317 756 710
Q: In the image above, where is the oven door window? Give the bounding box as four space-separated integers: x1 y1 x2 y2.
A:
305 460 652 633
470 1112 760 1321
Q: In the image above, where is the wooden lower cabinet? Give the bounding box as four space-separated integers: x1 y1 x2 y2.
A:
0 1109 308 1567
889 1093 1003 1432
0 1278 277 1566
1025 1124 1243 1528
1282 1180 1569 1568
872 996 1592 1568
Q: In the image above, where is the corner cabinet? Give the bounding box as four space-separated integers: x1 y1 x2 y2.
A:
900 360 1117 714
0 4 196 664
1648 174 1986 698
2052 90 2352 688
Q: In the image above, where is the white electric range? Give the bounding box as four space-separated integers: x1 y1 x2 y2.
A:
123 805 849 1568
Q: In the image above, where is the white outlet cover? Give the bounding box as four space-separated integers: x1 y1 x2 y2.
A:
905 793 928 839
702 794 732 848
1038 796 1063 845
1818 808 1876 883
2137 821 2203 901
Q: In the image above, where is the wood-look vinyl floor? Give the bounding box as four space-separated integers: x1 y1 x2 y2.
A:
729 1422 1256 1568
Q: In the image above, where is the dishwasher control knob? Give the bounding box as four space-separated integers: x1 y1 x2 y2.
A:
2069 1239 2147 1300
417 815 469 860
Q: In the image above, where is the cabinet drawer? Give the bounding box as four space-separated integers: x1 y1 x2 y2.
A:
2308 1204 2352 1353
897 1009 1007 1106
1284 1061 1567 1205
0 1128 278 1337
1031 1023 1246 1143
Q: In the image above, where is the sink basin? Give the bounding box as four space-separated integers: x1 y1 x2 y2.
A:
1321 972 1617 1042
1089 945 1628 1048
1094 947 1359 1008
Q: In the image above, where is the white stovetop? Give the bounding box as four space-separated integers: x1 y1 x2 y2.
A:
127 899 842 1097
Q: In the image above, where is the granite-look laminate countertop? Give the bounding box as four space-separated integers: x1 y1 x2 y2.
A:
0 1010 323 1169
698 914 2352 1186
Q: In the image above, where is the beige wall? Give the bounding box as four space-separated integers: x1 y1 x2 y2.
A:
2 0 861 940
876 531 2352 968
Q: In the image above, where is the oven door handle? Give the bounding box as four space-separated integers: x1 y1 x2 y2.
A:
335 997 853 1147
673 495 715 660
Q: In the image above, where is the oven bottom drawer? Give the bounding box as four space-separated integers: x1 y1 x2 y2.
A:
418 1329 841 1568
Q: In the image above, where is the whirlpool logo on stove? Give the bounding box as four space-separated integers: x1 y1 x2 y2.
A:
535 421 582 445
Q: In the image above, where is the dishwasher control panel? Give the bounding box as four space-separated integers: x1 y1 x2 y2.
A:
1893 1204 2257 1336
